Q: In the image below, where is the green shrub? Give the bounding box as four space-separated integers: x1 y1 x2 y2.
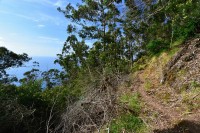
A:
146 40 169 55
120 93 141 114
110 114 146 133
144 79 153 91
173 20 197 41
132 56 149 72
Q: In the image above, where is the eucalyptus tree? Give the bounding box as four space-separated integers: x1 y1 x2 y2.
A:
124 0 200 55
0 47 31 84
56 0 127 81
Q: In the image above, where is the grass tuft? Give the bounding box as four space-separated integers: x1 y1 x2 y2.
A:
109 114 147 133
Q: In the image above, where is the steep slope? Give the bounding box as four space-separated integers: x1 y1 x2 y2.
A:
129 37 200 132
57 37 200 133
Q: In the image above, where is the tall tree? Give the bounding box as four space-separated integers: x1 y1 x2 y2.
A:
57 0 126 80
0 47 31 84
124 0 200 55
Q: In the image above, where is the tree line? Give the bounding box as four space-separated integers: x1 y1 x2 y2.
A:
0 0 200 132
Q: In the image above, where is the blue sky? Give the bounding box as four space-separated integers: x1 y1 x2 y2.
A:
0 0 79 57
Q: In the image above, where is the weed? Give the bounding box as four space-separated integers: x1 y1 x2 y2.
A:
132 56 149 72
171 38 185 48
120 93 141 114
177 69 187 77
180 84 189 93
109 114 147 133
163 93 171 103
144 79 153 92
181 84 200 111
146 39 170 55
191 81 200 88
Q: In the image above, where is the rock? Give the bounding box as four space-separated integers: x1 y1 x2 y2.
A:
183 53 195 62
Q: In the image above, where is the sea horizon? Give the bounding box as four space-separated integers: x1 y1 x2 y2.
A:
7 56 62 81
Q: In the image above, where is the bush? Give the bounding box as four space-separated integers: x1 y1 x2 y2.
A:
120 93 141 114
173 20 197 41
132 56 149 72
0 84 36 133
0 81 65 133
110 114 146 133
146 40 169 55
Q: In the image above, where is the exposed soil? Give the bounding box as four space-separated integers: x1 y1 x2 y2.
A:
131 38 200 132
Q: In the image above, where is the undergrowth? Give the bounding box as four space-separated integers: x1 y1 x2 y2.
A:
181 81 200 112
109 114 147 133
108 92 148 133
120 93 141 114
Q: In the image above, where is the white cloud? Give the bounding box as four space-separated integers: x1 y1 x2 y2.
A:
0 10 39 22
1 37 63 57
23 0 67 7
54 0 67 8
54 0 62 7
23 0 75 8
15 13 39 22
0 0 68 26
38 36 63 44
22 0 54 6
0 9 64 26
37 24 45 28
39 36 59 41
36 12 64 26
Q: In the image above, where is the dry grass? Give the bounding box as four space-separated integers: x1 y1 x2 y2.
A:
129 38 200 131
141 51 178 92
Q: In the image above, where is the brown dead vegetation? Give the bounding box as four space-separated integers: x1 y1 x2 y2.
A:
55 38 200 133
54 72 125 133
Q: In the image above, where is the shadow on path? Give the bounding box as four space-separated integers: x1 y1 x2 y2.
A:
154 120 200 133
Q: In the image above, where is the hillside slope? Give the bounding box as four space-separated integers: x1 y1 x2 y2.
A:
129 37 200 132
56 38 200 133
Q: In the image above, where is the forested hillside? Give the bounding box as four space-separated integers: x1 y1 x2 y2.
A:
0 0 200 133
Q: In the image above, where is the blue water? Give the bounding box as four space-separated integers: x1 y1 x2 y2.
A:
7 56 62 81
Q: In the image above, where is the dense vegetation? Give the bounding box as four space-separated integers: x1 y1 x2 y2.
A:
1 0 200 132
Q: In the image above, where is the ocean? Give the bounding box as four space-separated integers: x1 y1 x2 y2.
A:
7 56 62 81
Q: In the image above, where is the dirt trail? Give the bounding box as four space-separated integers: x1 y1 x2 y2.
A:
130 38 200 132
132 71 200 131
137 71 180 120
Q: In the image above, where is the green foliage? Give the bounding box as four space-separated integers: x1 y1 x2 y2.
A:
144 79 153 91
111 93 146 132
0 47 31 84
132 56 149 72
110 114 146 133
167 47 180 58
0 47 30 69
17 80 43 106
56 0 200 98
1 0 200 132
0 84 40 133
125 0 200 55
42 85 80 110
0 80 69 133
146 40 169 55
191 81 200 88
171 38 185 48
56 0 131 83
42 69 62 88
173 20 197 41
181 83 200 112
120 93 141 114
